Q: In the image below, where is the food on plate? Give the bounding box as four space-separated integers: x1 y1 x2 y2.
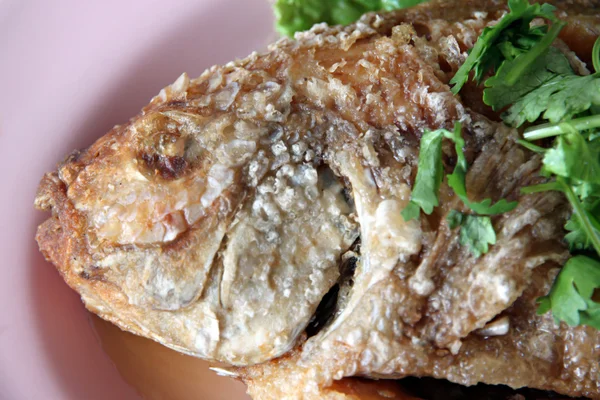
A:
35 0 600 398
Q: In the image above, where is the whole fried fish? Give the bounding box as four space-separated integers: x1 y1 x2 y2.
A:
35 0 600 398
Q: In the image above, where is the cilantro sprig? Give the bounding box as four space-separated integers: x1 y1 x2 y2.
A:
483 46 573 115
475 5 600 127
401 128 445 221
402 123 516 257
444 123 518 215
503 68 600 127
520 119 600 329
522 114 600 140
447 210 497 258
450 0 561 94
537 255 600 329
450 0 600 330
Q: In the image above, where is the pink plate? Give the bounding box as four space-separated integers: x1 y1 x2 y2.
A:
0 1 275 398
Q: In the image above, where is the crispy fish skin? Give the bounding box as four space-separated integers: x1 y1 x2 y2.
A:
35 0 599 397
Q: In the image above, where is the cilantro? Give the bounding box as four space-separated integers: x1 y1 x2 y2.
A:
441 123 514 258
446 209 463 228
447 210 497 257
561 181 600 256
565 201 600 251
500 36 600 127
543 132 600 184
523 177 600 255
523 114 600 140
401 129 445 221
274 0 427 37
483 46 572 113
401 122 515 257
402 122 517 222
449 0 600 329
450 0 559 94
523 176 600 327
487 20 565 88
537 255 600 329
445 123 518 215
503 72 600 127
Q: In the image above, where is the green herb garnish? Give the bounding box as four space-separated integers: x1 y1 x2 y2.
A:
404 123 517 221
450 0 560 94
402 122 516 257
445 123 518 215
449 0 600 329
537 255 600 329
401 128 446 221
483 46 573 115
455 0 600 127
503 68 600 127
519 109 600 330
447 210 497 258
564 200 600 252
274 0 428 37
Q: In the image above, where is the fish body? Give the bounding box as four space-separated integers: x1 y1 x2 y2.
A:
35 0 600 397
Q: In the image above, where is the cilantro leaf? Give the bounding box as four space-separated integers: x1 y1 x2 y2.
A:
522 177 600 256
565 203 600 251
537 255 600 329
459 214 497 257
401 129 445 221
503 72 600 127
447 209 464 229
543 132 600 184
501 36 600 127
450 0 559 94
401 201 421 221
445 123 518 215
487 20 565 88
484 46 572 112
447 210 497 257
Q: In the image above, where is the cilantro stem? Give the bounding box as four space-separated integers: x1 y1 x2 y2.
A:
524 114 600 140
593 36 600 74
521 181 564 194
516 139 545 153
561 177 600 256
522 178 600 255
505 21 565 86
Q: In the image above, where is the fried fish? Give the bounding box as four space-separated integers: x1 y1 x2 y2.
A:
35 0 600 398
